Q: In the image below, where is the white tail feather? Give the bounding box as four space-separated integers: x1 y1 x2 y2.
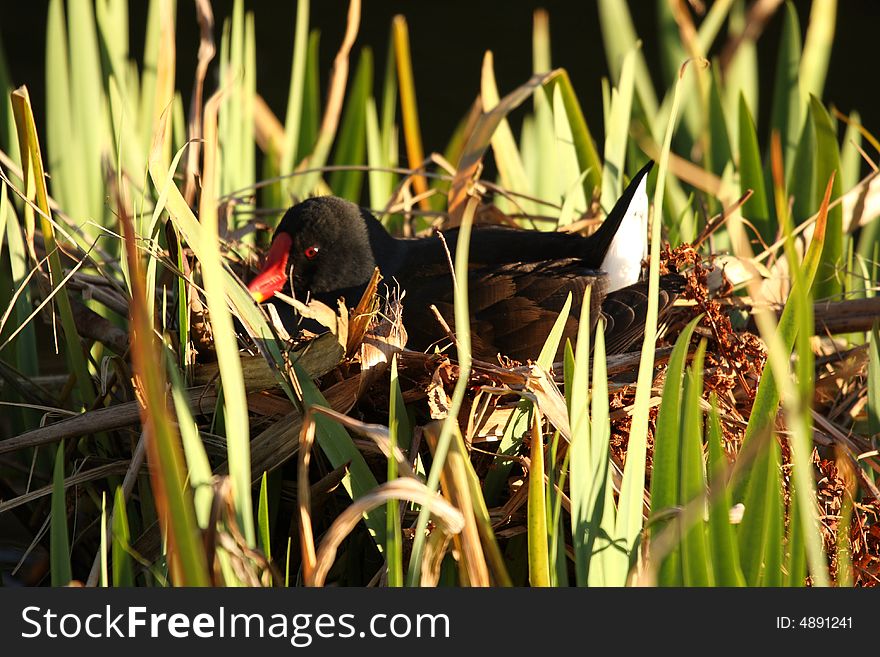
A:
601 173 648 292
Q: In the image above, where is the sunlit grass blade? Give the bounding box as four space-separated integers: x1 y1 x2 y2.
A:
329 47 372 200
596 0 658 122
649 315 702 587
799 0 837 105
527 412 550 587
1 186 39 431
568 286 592 586
12 86 95 408
201 89 254 546
386 355 405 587
810 95 844 300
289 1 360 198
738 94 771 242
128 139 210 588
164 345 212 527
545 70 602 202
67 0 106 229
148 116 298 397
723 1 758 147
769 2 803 179
680 342 713 586
587 321 618 586
480 52 533 215
612 57 699 583
408 196 478 585
392 15 428 209
706 396 745 586
601 45 636 211
735 175 821 468
281 0 309 176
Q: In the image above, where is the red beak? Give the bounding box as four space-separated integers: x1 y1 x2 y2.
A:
248 233 293 302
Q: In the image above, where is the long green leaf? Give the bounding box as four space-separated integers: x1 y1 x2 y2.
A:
281 0 310 175
612 56 694 583
738 94 771 242
111 486 134 587
769 2 803 178
527 412 550 587
386 356 404 587
11 86 94 408
810 96 844 300
50 441 72 586
706 396 745 586
680 342 712 587
650 315 702 586
329 47 372 200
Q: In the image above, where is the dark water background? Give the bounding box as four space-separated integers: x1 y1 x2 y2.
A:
2 1 878 166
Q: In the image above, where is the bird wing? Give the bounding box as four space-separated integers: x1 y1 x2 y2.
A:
400 259 606 363
599 272 687 355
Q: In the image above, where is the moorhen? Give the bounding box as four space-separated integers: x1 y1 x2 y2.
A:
248 161 684 362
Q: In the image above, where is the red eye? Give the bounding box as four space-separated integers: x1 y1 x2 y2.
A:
304 245 320 260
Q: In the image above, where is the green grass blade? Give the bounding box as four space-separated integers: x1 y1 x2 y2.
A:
281 0 309 175
12 86 95 408
386 355 404 587
111 486 134 587
164 345 212 528
258 472 272 561
366 96 392 209
738 94 771 242
480 52 533 215
839 111 862 193
650 315 702 586
527 412 550 587
612 57 695 583
706 396 745 586
299 30 321 163
100 493 108 587
545 70 602 203
707 64 732 177
392 15 428 207
869 324 880 438
680 342 712 587
67 0 106 226
770 2 803 178
329 47 372 200
1 186 39 430
789 103 816 223
50 441 72 586
407 196 478 586
201 92 254 546
568 286 592 586
723 1 759 147
587 322 620 586
799 0 837 105
596 0 658 122
810 96 844 300
601 45 636 211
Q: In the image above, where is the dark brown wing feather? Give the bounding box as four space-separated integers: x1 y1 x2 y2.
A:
401 259 606 362
401 262 686 363
599 273 687 355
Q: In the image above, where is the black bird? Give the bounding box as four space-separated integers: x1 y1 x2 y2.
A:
248 161 683 362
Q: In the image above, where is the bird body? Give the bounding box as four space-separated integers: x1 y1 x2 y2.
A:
248 161 683 362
